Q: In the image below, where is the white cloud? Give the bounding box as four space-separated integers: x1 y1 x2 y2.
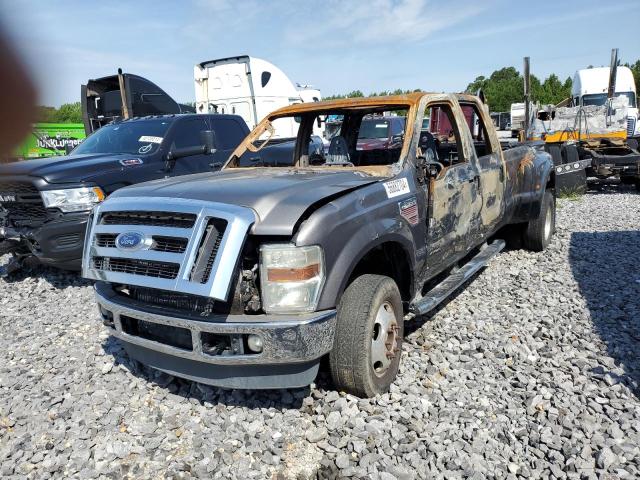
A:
284 0 489 46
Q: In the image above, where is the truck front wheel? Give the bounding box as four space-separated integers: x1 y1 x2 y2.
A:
523 189 555 251
329 274 404 397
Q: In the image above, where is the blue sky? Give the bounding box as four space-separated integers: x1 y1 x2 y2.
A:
1 0 639 107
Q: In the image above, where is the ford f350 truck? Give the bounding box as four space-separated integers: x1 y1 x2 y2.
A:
82 92 555 397
0 114 249 274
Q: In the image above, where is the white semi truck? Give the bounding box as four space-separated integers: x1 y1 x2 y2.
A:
193 56 321 138
572 65 639 138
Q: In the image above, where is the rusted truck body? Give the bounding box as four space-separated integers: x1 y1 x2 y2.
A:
82 92 555 397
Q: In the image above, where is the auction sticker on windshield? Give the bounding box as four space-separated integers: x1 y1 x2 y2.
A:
138 136 163 144
383 178 410 198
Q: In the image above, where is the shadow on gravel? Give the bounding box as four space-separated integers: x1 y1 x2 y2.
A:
101 335 315 410
586 180 639 195
1 261 91 289
570 230 640 398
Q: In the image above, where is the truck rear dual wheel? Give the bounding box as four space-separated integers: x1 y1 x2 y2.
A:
329 274 404 397
523 189 555 252
546 145 562 167
561 145 579 164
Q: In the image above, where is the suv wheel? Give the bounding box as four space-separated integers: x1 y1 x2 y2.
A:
329 274 403 397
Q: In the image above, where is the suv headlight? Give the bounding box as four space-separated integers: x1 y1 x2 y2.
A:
41 187 105 213
259 244 325 314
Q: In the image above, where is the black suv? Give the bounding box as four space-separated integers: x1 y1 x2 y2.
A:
0 114 249 271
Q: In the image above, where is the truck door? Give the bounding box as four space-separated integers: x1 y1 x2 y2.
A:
210 117 248 170
167 117 218 176
458 101 505 244
421 101 482 273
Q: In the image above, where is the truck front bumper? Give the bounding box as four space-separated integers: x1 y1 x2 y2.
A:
94 282 337 389
1 213 87 270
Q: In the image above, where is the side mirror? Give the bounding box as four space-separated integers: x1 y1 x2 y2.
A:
168 145 207 160
201 130 217 154
391 133 404 144
64 144 74 155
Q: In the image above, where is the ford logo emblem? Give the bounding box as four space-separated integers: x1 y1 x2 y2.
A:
115 231 148 251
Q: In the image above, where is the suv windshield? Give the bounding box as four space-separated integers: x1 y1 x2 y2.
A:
358 119 389 139
72 119 172 155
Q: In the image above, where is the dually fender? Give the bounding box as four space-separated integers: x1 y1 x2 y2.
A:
293 189 419 311
511 149 554 222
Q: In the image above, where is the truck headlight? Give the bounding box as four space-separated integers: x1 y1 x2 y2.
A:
259 244 325 314
41 187 105 213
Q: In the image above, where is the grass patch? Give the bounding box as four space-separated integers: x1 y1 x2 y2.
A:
557 190 584 201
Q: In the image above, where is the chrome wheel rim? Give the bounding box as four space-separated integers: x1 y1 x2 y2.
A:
371 301 399 377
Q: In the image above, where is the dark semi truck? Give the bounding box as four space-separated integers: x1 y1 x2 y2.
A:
82 93 555 397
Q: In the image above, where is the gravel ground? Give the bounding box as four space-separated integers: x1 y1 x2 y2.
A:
1 189 639 479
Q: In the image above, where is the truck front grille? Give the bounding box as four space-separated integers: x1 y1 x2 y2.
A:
628 118 636 138
100 211 196 228
93 256 180 279
0 181 48 225
190 218 227 284
96 233 189 253
83 198 255 301
126 286 227 315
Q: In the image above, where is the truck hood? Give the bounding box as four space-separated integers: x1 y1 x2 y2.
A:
357 138 389 150
110 168 381 235
0 153 147 185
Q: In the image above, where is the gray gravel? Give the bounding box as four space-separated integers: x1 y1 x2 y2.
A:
1 189 639 479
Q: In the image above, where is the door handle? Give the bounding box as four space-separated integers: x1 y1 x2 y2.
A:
467 175 480 186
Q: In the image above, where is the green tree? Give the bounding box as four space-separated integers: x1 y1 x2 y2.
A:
55 102 83 123
35 106 57 123
35 102 83 123
466 67 575 111
625 60 640 103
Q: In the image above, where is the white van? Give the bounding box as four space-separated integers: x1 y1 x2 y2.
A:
194 56 321 138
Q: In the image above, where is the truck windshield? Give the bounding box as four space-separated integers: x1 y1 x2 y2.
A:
582 92 636 107
71 119 172 156
227 104 410 171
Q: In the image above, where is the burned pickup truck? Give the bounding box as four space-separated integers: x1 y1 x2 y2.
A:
83 93 554 397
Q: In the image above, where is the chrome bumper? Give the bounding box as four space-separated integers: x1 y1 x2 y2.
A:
95 286 337 366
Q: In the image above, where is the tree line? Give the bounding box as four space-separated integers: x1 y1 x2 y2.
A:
36 102 83 123
324 60 640 113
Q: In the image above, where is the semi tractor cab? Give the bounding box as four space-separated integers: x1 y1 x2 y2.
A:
82 70 195 135
193 56 322 138
572 66 640 139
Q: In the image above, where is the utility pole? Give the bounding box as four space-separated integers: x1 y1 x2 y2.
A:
523 57 530 140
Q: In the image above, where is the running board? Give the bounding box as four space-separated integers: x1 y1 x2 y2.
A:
407 239 505 318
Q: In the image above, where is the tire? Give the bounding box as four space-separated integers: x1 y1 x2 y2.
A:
561 144 579 165
523 189 555 252
545 145 562 167
329 274 404 397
